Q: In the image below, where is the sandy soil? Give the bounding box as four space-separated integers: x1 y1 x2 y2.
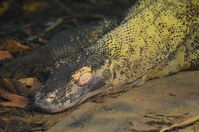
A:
48 71 199 132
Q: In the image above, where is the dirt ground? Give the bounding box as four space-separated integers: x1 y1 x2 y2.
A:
48 71 199 132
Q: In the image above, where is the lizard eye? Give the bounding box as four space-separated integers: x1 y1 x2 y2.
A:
72 66 93 86
78 72 92 85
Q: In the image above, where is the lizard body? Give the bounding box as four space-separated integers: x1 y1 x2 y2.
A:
35 0 198 113
1 0 198 113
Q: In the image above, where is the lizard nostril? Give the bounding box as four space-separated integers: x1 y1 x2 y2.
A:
46 93 56 103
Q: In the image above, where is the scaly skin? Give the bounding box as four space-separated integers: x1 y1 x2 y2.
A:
0 20 117 78
34 0 199 112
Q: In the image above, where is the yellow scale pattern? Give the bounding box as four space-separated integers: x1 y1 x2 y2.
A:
94 0 198 86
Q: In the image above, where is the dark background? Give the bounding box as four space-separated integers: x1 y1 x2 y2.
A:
0 0 136 46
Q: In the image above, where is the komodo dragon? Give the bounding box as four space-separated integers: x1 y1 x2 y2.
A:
0 0 198 113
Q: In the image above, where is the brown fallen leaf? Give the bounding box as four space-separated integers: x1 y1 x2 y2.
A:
16 77 42 96
18 77 38 86
0 89 29 108
0 40 31 53
22 1 50 13
28 79 42 95
0 78 17 94
13 80 30 96
0 50 13 60
129 120 159 131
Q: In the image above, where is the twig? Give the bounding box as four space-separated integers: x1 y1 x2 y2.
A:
160 114 199 132
44 18 64 33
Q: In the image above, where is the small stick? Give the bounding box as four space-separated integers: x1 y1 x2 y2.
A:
160 114 199 132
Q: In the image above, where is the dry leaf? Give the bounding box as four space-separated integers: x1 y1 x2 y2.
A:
18 77 42 95
0 78 17 94
16 77 42 96
22 1 50 13
28 79 42 95
0 89 29 108
0 50 13 60
0 40 31 53
18 77 38 86
0 102 26 108
13 80 30 96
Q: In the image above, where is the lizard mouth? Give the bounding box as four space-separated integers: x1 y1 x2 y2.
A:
34 83 108 113
34 69 108 113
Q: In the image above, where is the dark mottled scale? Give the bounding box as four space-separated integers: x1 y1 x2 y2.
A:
184 25 199 69
0 20 117 78
46 20 117 61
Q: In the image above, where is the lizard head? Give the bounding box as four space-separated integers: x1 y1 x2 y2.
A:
34 50 111 113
